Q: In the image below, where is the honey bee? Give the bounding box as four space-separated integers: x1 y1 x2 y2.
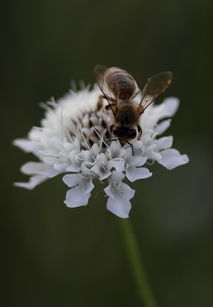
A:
95 65 173 147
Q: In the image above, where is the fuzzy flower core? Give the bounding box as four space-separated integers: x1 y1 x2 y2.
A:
13 86 189 218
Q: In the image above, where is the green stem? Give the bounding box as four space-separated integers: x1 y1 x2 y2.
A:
118 218 157 307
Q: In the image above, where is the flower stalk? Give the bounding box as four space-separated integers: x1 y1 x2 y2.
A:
119 218 157 307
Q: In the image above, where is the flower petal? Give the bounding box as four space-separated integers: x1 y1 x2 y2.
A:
20 162 47 175
13 139 37 153
155 136 173 150
158 97 179 118
90 164 111 180
53 163 67 171
82 179 94 194
66 164 80 172
109 141 125 158
39 168 61 178
64 187 91 207
158 148 189 169
156 119 171 135
110 170 125 185
147 151 162 160
108 159 125 172
104 182 135 200
126 167 152 182
90 143 99 156
119 182 135 199
63 173 94 193
140 98 179 132
106 196 132 218
62 173 82 187
14 174 48 190
128 155 147 167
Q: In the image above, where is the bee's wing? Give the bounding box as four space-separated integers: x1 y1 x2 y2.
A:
138 71 173 113
94 65 115 99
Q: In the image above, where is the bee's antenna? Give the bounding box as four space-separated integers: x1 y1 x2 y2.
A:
105 138 134 156
102 95 116 117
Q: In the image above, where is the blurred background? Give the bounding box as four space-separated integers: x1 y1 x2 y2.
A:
2 0 213 306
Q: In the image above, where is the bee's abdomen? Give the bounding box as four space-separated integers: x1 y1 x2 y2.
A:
105 68 136 99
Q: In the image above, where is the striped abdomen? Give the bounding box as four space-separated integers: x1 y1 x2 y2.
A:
105 67 136 99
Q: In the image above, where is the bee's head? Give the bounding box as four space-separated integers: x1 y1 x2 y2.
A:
111 125 137 140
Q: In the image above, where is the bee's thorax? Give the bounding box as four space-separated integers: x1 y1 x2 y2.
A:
115 103 138 126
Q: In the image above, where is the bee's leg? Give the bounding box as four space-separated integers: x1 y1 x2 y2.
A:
96 93 115 111
99 95 116 116
126 141 134 156
105 138 118 143
102 94 116 103
109 124 114 135
137 125 142 138
96 95 104 111
105 127 117 142
105 103 116 111
104 126 119 143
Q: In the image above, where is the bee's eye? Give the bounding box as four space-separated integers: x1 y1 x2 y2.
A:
113 127 120 136
127 129 136 138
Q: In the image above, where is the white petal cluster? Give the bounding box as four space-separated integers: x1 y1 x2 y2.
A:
13 86 189 218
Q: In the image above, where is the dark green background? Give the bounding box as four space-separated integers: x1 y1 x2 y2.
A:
2 0 213 306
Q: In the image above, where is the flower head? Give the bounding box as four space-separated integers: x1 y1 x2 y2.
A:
13 85 189 218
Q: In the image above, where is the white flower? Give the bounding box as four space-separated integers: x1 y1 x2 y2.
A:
13 85 189 218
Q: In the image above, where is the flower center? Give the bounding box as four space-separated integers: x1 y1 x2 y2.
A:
70 109 112 152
